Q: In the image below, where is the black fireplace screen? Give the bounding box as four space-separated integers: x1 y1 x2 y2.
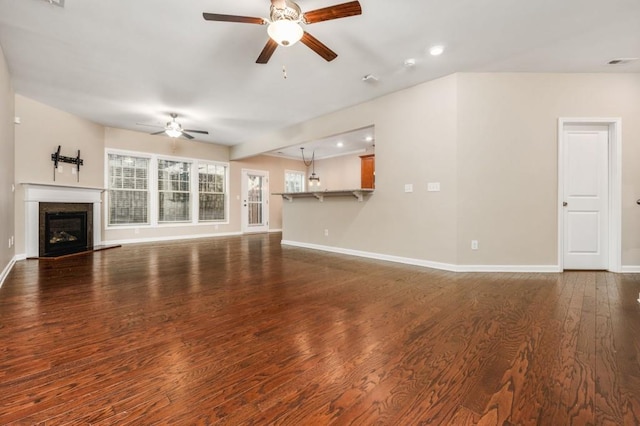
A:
44 211 88 256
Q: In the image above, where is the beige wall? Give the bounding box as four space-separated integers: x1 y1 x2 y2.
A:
103 127 235 242
237 72 640 269
14 95 104 254
313 149 374 191
0 45 15 278
104 130 302 241
456 73 640 266
232 155 306 231
11 101 300 252
266 75 460 264
10 72 640 268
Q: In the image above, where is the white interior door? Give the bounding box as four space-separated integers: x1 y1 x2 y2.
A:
562 126 609 269
241 169 269 234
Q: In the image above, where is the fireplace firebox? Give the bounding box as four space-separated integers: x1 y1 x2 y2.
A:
39 202 93 257
44 212 88 256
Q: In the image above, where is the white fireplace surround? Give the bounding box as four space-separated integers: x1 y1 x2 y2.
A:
23 183 104 258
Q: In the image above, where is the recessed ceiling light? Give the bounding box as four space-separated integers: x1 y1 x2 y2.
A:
43 0 65 6
404 58 416 67
429 45 445 56
337 142 344 148
365 136 373 142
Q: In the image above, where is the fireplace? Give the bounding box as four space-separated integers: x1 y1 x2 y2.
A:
39 202 93 257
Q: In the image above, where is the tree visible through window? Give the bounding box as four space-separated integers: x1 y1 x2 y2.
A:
285 170 305 193
107 154 149 225
199 163 227 221
158 159 191 223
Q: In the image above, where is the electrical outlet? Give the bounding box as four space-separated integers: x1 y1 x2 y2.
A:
404 184 413 193
57 165 63 173
471 240 479 250
7 238 11 249
324 229 329 237
10 236 14 247
427 182 441 192
72 167 77 175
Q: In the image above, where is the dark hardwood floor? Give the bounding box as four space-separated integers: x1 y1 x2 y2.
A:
1 233 639 425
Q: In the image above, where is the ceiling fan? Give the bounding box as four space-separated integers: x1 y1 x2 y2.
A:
203 0 362 64
143 113 209 140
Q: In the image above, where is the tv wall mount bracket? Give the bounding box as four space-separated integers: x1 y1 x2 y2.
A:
51 145 83 182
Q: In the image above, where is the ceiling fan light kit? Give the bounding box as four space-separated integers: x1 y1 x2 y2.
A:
267 20 303 46
142 113 209 140
203 0 362 64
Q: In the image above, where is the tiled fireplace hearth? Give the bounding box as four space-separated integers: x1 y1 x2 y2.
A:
23 184 104 258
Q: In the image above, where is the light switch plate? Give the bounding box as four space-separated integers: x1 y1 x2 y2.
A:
404 184 413 193
427 182 441 192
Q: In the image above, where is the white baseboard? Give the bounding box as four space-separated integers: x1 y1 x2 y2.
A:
621 266 640 273
281 240 561 273
282 240 459 272
0 256 17 288
456 264 562 273
104 231 243 246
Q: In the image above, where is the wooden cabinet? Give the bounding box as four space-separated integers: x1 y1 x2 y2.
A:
360 154 375 189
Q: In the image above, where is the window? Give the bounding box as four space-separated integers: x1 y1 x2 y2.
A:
107 154 149 225
285 170 305 193
158 159 191 223
199 163 227 221
106 150 230 228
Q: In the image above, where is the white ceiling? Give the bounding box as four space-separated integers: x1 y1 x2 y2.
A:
1 0 638 154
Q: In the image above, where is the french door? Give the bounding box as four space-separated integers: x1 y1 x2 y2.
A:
241 169 269 233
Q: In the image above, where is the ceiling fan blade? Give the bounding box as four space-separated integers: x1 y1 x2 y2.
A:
181 132 195 140
184 129 209 135
256 38 278 64
203 13 266 25
150 131 167 135
300 32 337 62
137 123 164 129
303 1 362 24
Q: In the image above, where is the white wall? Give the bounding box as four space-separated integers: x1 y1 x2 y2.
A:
0 44 15 284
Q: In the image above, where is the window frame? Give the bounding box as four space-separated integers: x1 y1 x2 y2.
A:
198 161 229 223
104 149 229 230
105 150 152 227
284 169 306 193
157 156 193 224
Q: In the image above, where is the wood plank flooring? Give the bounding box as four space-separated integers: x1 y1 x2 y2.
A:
1 233 639 425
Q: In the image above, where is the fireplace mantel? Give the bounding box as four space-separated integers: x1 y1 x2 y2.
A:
22 183 104 258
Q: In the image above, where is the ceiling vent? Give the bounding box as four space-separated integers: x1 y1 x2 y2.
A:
42 0 65 7
607 58 638 65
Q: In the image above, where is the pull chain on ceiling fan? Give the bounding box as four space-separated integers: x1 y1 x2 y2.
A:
203 0 362 64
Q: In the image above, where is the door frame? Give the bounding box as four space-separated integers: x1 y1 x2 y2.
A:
557 117 622 272
240 168 269 234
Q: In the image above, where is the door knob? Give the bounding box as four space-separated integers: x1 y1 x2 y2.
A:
563 202 568 207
